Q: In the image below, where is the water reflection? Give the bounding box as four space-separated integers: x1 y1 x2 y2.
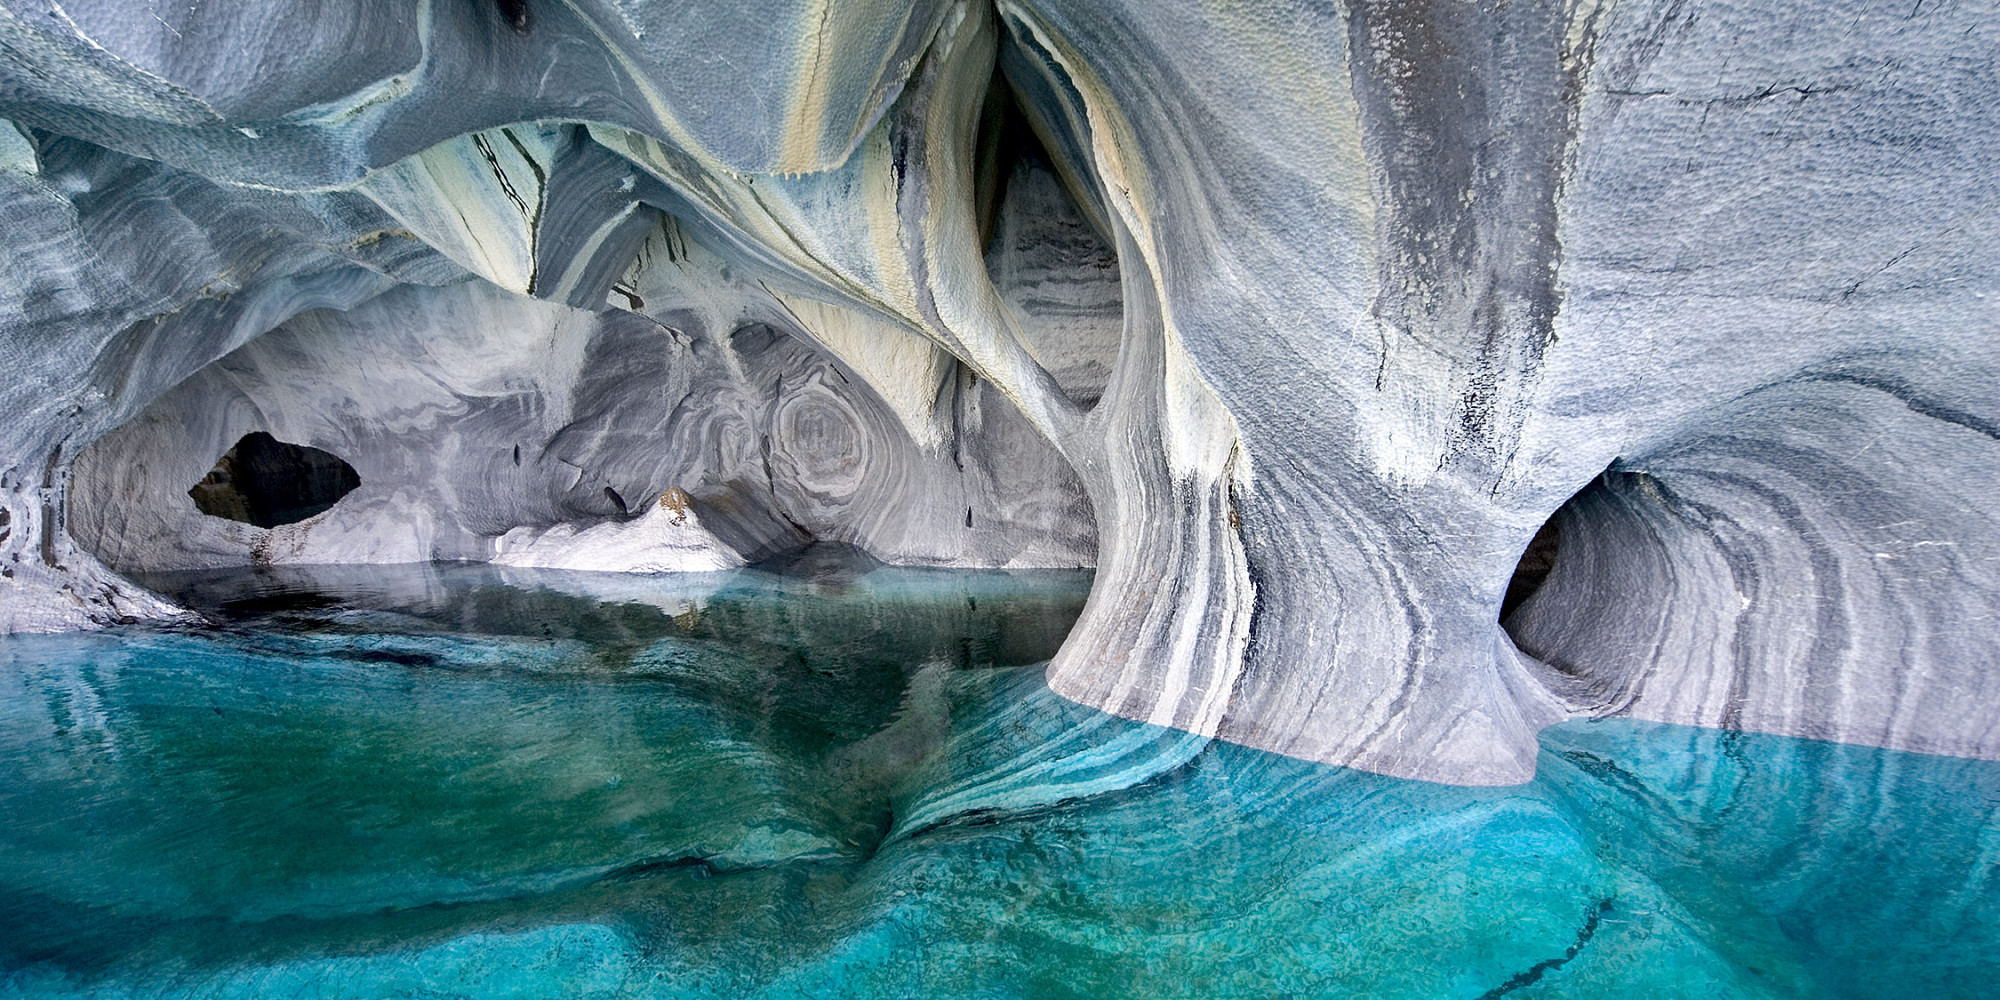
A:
0 559 1994 998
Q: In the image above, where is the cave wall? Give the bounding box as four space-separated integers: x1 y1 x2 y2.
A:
69 221 1095 576
1 0 1994 784
996 0 1998 780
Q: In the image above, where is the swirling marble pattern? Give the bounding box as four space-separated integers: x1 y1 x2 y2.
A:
1509 376 2000 761
66 221 1094 577
1 0 1993 781
0 567 1994 997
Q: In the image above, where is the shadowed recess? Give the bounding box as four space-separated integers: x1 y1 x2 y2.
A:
186 432 361 530
1502 514 1562 623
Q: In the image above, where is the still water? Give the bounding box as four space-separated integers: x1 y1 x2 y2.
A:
1 557 1995 998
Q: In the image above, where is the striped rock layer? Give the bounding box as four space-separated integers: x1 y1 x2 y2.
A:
0 0 1993 784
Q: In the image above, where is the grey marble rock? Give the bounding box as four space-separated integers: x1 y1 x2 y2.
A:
0 129 466 631
68 227 1094 578
1 0 1994 783
0 0 954 184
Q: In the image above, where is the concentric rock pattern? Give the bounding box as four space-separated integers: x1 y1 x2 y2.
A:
0 0 1993 783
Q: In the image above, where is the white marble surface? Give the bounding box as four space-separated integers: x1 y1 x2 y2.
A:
1 0 1993 782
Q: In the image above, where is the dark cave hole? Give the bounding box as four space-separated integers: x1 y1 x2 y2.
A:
495 0 531 34
1501 468 1633 629
187 432 361 529
729 323 781 356
973 65 1028 254
1501 505 1564 623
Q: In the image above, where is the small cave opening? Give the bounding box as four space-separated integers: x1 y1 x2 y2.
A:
188 432 361 529
1500 468 1627 638
1500 466 1631 633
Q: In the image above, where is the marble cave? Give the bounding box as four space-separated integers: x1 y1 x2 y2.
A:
0 0 1995 996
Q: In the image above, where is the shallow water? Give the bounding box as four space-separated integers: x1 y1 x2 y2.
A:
1 559 1995 999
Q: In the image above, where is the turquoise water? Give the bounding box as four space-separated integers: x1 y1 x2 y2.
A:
1 559 1996 999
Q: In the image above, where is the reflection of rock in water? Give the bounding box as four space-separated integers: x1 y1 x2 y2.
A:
0 568 1993 996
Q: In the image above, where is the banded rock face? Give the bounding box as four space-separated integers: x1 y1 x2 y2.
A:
67 226 1094 577
1 0 1993 784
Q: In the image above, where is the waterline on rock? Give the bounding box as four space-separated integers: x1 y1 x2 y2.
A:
0 564 1993 998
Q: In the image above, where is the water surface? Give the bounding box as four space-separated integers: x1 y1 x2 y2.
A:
1 560 1995 998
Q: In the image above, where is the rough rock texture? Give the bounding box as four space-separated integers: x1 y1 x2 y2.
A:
2 0 1994 783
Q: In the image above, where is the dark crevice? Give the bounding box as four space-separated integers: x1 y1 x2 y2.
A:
729 323 781 357
972 64 1017 253
187 432 361 529
39 504 58 567
974 65 1082 257
495 0 531 34
980 105 1070 249
1501 466 1619 631
977 58 1123 413
39 447 61 566
1502 515 1562 621
598 853 723 883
